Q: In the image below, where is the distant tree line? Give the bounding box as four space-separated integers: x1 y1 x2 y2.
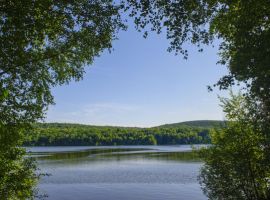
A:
23 123 212 146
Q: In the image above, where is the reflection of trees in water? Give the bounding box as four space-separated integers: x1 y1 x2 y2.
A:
149 151 201 162
32 148 151 161
33 148 202 164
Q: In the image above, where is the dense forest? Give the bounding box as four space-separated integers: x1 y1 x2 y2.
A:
158 120 226 129
23 121 224 146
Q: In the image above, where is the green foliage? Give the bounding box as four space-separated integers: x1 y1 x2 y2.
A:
125 0 213 57
0 1 125 199
199 93 270 200
0 124 39 200
158 120 225 129
0 0 125 124
125 0 270 103
1 1 269 199
23 123 212 146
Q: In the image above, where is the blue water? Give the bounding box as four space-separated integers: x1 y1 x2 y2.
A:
29 145 206 200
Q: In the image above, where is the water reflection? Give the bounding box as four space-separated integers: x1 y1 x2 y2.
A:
32 146 206 200
31 148 201 163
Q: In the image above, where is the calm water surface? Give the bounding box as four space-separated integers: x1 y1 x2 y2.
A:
28 145 206 200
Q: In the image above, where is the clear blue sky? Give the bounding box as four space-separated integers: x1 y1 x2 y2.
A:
45 25 229 127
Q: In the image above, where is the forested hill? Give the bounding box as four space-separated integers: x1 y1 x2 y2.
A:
157 120 226 129
24 121 224 146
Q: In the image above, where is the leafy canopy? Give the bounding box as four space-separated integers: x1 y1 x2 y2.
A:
0 1 125 199
1 1 270 199
125 0 270 101
0 0 125 124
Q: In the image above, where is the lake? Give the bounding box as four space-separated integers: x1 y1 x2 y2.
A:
28 145 206 200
